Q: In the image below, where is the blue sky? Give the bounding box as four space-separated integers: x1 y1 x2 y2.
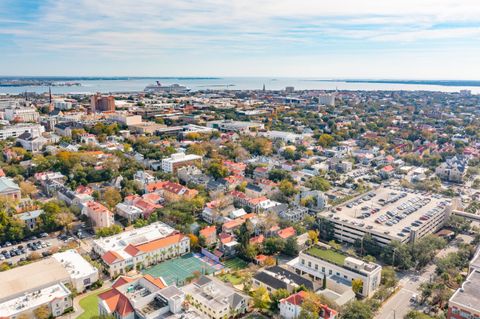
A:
1 0 480 78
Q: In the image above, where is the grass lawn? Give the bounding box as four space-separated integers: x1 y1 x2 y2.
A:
305 246 346 266
219 273 243 285
224 257 249 270
78 289 107 319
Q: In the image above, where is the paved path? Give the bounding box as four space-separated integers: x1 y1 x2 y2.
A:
58 281 112 319
375 242 459 319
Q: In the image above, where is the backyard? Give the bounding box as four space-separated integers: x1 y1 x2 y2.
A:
223 257 249 270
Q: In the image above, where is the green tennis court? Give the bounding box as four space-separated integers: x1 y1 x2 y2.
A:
142 253 216 286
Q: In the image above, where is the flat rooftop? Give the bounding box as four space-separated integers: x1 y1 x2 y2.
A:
450 270 480 312
0 283 70 317
93 222 176 257
320 186 451 240
52 249 98 280
304 246 346 266
0 258 70 302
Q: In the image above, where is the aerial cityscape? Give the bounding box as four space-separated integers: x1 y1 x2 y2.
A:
0 1 480 319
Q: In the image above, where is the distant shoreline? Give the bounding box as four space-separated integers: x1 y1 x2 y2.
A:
302 79 480 87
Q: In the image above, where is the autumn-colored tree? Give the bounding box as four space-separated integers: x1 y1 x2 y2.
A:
188 233 199 250
307 230 319 245
103 187 122 209
33 305 51 319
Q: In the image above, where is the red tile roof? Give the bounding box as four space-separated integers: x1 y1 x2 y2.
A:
278 226 296 239
200 225 217 238
102 251 124 265
135 233 185 252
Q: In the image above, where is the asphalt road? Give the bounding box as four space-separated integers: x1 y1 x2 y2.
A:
375 240 463 319
376 264 436 319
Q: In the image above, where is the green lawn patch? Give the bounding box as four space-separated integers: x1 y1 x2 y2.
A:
224 257 249 270
305 246 346 266
219 273 243 285
78 289 107 319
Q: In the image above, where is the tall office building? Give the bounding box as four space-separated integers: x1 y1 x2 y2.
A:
90 93 115 113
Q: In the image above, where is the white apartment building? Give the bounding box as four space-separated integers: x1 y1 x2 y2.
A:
288 247 382 297
0 123 45 140
182 276 249 319
4 106 40 122
53 99 73 110
318 93 336 107
161 152 202 173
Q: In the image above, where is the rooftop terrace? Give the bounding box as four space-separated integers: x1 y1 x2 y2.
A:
304 246 346 266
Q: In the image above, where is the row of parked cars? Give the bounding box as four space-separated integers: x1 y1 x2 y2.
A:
0 235 52 261
0 232 49 249
375 196 431 227
346 192 377 208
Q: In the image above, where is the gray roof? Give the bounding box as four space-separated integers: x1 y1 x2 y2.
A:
450 270 480 312
0 177 20 193
17 209 44 221
194 275 213 287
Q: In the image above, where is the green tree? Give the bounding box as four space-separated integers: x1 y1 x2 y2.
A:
252 286 272 310
207 161 229 179
381 266 397 288
341 300 373 319
305 176 331 191
283 237 299 256
352 278 363 295
318 134 335 148
278 179 297 197
103 187 122 209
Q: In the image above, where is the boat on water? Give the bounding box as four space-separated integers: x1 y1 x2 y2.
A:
144 81 190 93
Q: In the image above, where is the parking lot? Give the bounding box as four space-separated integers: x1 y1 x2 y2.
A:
324 185 451 242
0 235 66 265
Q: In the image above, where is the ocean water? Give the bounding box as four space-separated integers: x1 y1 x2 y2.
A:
1 77 479 94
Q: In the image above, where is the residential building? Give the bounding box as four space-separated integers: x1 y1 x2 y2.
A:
4 106 40 122
53 99 73 110
91 93 115 113
253 266 319 293
279 206 309 222
436 156 468 183
116 202 143 222
146 181 198 202
199 225 217 245
182 276 249 319
288 246 382 297
98 275 201 319
161 152 202 173
318 93 336 107
15 209 44 230
54 122 84 137
279 290 338 319
82 201 115 229
0 177 21 200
